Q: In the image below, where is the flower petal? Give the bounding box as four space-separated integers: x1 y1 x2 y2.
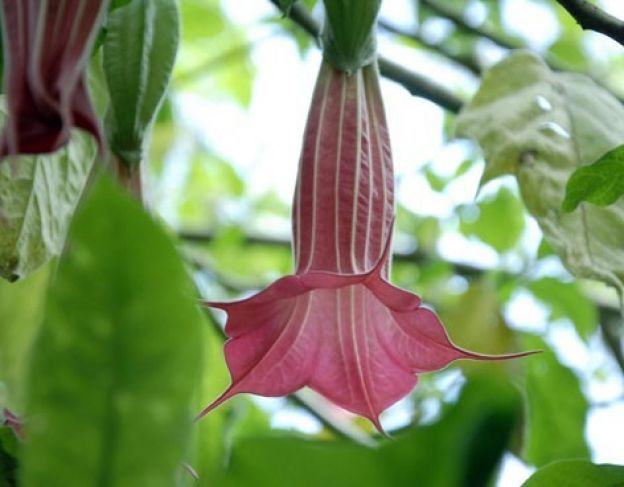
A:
0 0 106 156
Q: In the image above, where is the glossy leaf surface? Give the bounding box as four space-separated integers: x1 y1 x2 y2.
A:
0 101 96 281
21 176 202 487
523 460 624 487
562 144 624 212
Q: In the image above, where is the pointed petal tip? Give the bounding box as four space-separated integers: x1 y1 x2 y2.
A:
458 347 542 362
195 385 237 422
370 416 391 439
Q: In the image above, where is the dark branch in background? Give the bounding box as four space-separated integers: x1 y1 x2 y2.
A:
269 0 464 113
179 229 481 278
382 0 623 102
377 19 481 76
420 0 582 74
419 0 517 51
555 0 624 47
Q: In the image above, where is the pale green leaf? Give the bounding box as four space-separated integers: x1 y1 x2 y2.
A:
103 0 179 167
527 277 598 340
563 144 624 212
456 51 624 297
459 187 525 252
523 460 624 487
0 103 96 281
0 266 49 410
20 176 202 487
523 336 589 467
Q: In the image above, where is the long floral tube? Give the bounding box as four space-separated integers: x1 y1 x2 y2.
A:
0 0 107 157
200 61 534 432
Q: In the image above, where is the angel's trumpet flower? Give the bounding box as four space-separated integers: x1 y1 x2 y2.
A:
0 0 107 157
200 62 531 432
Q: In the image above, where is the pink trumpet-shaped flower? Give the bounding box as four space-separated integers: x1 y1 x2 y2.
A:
0 0 107 157
200 62 532 432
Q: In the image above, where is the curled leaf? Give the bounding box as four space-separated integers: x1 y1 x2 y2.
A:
457 51 624 298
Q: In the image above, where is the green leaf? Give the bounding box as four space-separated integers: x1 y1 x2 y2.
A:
215 375 520 487
20 176 202 487
523 460 624 487
527 277 598 340
456 50 624 298
103 0 179 167
562 144 624 212
0 105 96 282
459 187 525 252
0 426 18 486
523 336 589 467
0 266 49 410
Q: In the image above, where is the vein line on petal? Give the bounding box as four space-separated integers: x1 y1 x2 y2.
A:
367 68 388 266
350 72 364 273
350 286 377 424
364 85 373 271
336 288 354 400
334 73 347 274
304 71 332 272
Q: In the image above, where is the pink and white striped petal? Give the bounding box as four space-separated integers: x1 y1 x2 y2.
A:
201 61 533 432
0 0 107 156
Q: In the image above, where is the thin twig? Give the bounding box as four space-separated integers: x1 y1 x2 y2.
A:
378 19 481 76
269 0 464 113
420 0 574 73
555 0 624 46
419 0 518 51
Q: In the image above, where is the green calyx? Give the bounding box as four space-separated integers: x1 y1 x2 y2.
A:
321 0 382 73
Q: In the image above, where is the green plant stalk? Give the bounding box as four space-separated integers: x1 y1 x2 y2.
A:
321 0 382 72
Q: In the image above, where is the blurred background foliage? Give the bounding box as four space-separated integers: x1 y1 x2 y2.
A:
1 0 624 486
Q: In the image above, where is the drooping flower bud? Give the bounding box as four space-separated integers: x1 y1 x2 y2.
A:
0 0 107 157
199 61 532 432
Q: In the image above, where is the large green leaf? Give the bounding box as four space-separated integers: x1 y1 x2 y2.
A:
523 336 589 467
0 111 96 281
523 460 624 487
103 0 179 167
215 375 520 487
0 266 49 410
562 144 624 212
456 51 624 298
20 176 202 487
193 315 271 484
